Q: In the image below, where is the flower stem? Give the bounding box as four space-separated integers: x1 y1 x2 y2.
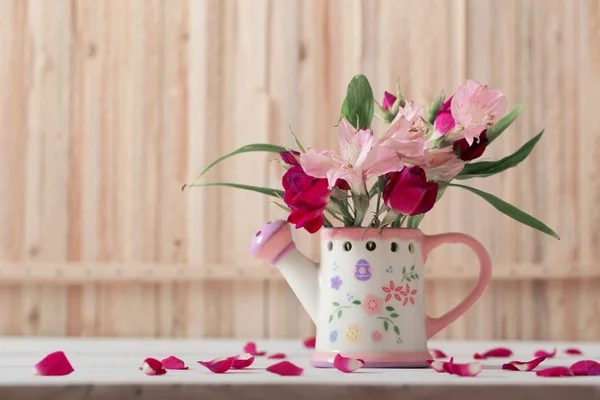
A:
376 316 396 326
334 306 351 313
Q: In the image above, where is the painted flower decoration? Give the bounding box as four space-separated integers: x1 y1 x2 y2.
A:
330 276 343 290
399 283 417 305
329 330 338 343
371 330 382 342
381 280 403 302
362 294 383 316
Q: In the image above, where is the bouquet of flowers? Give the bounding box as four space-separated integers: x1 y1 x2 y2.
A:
186 75 558 239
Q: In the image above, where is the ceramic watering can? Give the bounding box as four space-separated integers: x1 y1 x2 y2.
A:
250 220 491 368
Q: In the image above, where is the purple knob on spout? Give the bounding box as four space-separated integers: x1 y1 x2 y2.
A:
249 220 295 264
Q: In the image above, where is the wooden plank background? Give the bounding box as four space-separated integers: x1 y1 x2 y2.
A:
0 0 598 340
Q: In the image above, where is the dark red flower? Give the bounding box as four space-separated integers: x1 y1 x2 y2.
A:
279 151 300 167
382 91 397 111
434 96 455 135
383 167 438 216
282 166 330 233
453 130 488 161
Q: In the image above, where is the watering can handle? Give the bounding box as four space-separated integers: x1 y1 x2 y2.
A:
422 233 492 339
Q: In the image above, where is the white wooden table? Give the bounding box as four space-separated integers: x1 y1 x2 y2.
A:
1 338 599 400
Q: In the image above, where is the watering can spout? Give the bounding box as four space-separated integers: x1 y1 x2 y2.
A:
249 220 319 323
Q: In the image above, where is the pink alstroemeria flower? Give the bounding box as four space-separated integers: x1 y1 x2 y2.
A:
300 117 404 194
418 147 465 181
449 80 508 145
376 101 427 159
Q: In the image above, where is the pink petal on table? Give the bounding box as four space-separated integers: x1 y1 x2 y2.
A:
243 341 266 356
570 360 600 376
230 353 255 369
447 361 483 377
443 357 455 373
267 353 287 359
564 348 583 356
535 366 573 377
266 361 304 376
161 356 188 370
141 358 167 376
426 360 446 373
197 357 235 373
473 347 513 359
34 351 74 376
429 349 447 359
333 354 365 373
303 337 316 348
534 348 557 358
502 356 546 372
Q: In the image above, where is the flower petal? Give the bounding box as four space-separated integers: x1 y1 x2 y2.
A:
394 286 403 292
399 291 407 296
266 361 304 376
501 356 546 372
570 360 600 376
564 348 583 355
333 353 365 373
390 281 395 290
426 359 446 373
243 341 267 356
197 357 235 373
230 353 255 369
535 366 574 377
267 353 287 359
534 348 557 358
34 351 74 376
141 358 167 376
429 349 448 359
403 298 408 306
448 362 483 377
161 356 188 370
385 294 392 301
303 337 316 348
394 294 401 301
473 347 513 359
382 287 391 293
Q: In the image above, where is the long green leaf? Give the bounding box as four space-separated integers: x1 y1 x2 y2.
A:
339 74 374 129
486 102 524 144
185 182 284 198
189 143 287 185
448 183 560 239
456 129 544 179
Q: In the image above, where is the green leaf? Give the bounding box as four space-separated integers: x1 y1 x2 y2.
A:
485 102 524 144
332 302 340 307
448 183 560 239
406 185 447 228
328 314 333 323
384 321 389 331
352 300 362 305
186 182 284 198
410 265 414 271
425 90 445 125
393 326 400 335
187 143 287 186
456 130 544 180
385 306 394 311
402 266 406 274
339 74 374 129
407 277 411 282
390 313 399 318
415 273 419 279
338 310 343 318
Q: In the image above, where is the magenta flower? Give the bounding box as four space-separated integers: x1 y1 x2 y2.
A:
330 276 343 290
382 91 397 111
300 116 404 194
362 293 383 316
279 150 301 166
399 283 417 305
383 167 439 216
381 280 404 302
282 166 330 233
453 130 488 161
434 96 455 135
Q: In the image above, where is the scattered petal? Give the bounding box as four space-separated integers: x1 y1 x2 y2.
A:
447 361 483 377
444 357 455 373
429 349 447 359
161 356 188 370
535 366 573 377
570 360 600 376
141 358 167 376
502 356 546 372
243 341 266 356
230 353 255 369
197 357 235 373
266 361 304 376
426 359 446 373
303 337 316 348
333 354 365 373
565 348 583 356
267 353 287 359
34 351 74 376
473 347 513 359
534 348 557 358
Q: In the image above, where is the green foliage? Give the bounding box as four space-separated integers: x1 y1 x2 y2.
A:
339 75 375 129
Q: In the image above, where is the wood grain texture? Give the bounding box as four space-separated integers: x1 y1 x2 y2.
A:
0 0 598 340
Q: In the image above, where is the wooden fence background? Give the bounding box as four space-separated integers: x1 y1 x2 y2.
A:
0 0 599 340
